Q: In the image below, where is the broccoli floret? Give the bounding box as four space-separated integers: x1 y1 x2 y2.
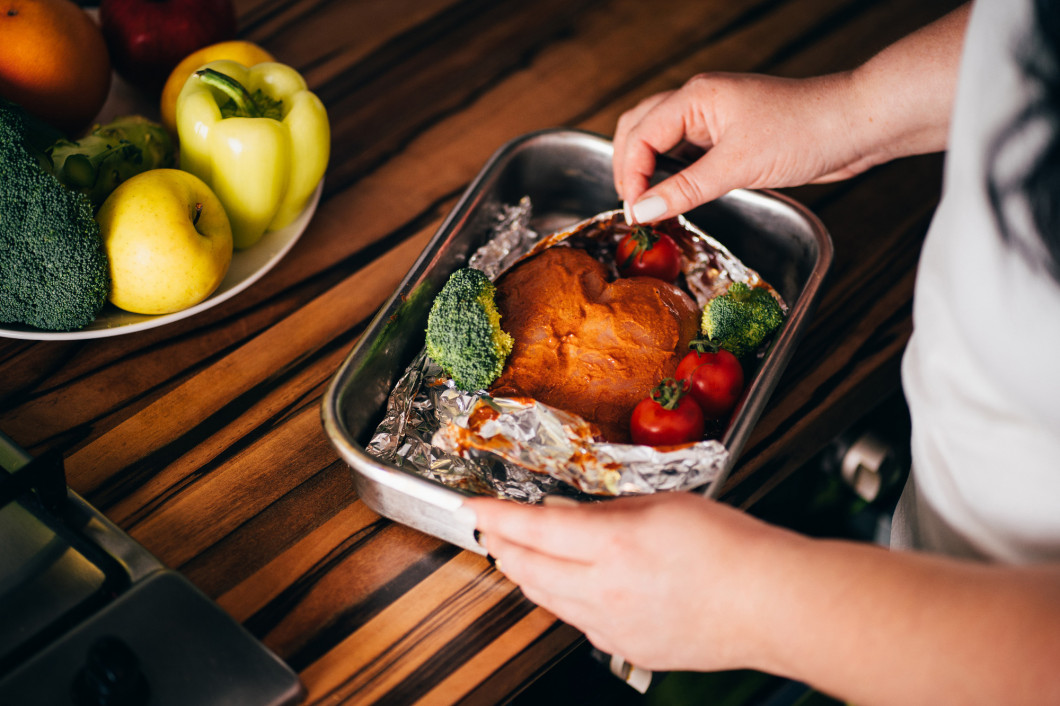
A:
426 267 514 391
49 115 176 210
701 281 785 358
0 100 109 331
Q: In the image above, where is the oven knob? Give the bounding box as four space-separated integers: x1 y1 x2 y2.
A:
71 636 150 706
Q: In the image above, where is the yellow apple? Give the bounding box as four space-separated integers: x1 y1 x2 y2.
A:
97 169 233 315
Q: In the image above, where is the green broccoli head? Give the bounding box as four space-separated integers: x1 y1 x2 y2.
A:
701 281 785 358
1 100 109 331
426 267 514 391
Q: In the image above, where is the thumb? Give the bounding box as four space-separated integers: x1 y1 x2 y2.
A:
628 151 741 223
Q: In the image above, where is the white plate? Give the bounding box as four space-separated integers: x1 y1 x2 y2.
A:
0 180 322 341
2 60 324 342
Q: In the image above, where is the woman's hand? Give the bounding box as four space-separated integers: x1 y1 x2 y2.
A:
465 492 801 671
467 490 1060 705
613 71 874 222
614 4 969 223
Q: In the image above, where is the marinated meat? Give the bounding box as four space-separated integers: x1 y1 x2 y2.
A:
489 246 700 442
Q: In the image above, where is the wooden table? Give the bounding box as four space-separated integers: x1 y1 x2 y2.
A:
1 0 963 702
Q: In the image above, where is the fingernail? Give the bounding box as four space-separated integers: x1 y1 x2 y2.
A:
473 529 485 549
631 195 667 223
487 554 504 573
622 200 633 226
542 495 580 507
454 504 477 529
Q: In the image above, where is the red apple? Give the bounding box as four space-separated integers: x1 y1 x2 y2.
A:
99 0 238 95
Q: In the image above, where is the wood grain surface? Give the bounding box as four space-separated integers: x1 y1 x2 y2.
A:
0 0 963 702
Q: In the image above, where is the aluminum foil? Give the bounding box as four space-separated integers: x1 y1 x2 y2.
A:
366 200 783 500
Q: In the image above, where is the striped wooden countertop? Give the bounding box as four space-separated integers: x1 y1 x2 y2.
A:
0 0 962 702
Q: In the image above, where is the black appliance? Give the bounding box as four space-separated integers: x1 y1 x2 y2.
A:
0 430 305 706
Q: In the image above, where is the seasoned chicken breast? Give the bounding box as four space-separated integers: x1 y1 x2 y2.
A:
490 246 699 442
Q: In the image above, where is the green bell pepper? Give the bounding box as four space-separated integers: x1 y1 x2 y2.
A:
175 59 329 249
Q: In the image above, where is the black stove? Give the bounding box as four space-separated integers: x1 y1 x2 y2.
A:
0 431 304 706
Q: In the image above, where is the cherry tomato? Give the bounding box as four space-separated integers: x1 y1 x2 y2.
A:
615 225 682 281
676 343 745 419
630 378 705 446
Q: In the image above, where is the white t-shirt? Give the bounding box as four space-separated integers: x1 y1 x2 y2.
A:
892 0 1060 563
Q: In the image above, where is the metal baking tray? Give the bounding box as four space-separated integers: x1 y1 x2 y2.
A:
321 128 832 552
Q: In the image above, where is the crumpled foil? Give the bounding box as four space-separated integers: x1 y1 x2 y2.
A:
366 199 783 501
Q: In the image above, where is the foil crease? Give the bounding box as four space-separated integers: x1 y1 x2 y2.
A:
367 200 783 500
432 396 728 496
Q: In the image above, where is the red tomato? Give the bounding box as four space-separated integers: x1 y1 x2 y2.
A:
630 378 705 446
615 226 682 281
676 345 745 419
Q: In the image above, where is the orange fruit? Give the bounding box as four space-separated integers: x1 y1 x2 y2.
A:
159 40 275 135
0 0 111 136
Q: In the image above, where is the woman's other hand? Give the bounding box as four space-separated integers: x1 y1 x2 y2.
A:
465 491 800 672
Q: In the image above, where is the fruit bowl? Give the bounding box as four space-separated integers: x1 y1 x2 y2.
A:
0 63 323 341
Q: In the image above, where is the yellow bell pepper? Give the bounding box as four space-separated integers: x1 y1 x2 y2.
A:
175 59 329 249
